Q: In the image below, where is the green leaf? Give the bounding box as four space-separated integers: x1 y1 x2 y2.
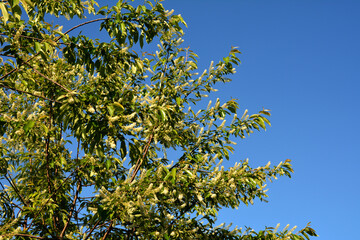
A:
176 97 183 106
34 42 41 52
0 120 6 136
159 109 167 121
164 170 171 181
120 140 126 159
120 22 126 34
107 105 115 116
60 157 67 166
176 14 187 27
23 120 35 133
230 47 241 54
12 4 22 20
106 159 111 169
227 105 236 113
188 61 197 69
97 5 108 15
9 0 19 8
139 33 144 48
257 117 266 130
171 168 176 184
263 116 271 126
0 3 9 23
113 102 124 111
19 0 32 13
41 124 49 135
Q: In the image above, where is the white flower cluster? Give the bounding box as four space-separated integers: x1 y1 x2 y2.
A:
105 137 116 149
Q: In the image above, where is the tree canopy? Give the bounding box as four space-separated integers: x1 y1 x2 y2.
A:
0 0 317 239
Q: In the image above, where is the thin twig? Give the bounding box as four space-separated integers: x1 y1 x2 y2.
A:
0 33 44 42
24 62 73 94
0 66 20 81
57 18 110 41
84 220 101 240
2 233 44 239
0 83 60 103
45 138 52 197
0 53 15 58
130 41 173 182
60 177 81 237
0 181 12 202
4 173 28 207
101 221 113 240
60 140 82 237
0 181 24 213
26 164 86 231
130 134 153 182
169 147 198 171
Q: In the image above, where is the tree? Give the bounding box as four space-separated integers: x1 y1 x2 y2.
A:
0 0 317 239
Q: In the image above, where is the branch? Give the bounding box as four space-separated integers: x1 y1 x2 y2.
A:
60 140 82 237
0 83 60 103
83 220 114 239
0 32 44 42
4 173 28 207
0 53 15 58
130 134 153 182
60 176 81 237
0 17 109 86
0 47 43 82
44 129 53 196
24 62 73 94
3 233 44 239
169 146 198 171
25 163 87 231
0 181 15 204
0 181 24 218
129 42 173 181
84 220 101 240
56 18 110 41
101 221 113 240
0 66 20 82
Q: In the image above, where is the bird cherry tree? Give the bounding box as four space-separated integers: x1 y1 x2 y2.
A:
0 0 317 239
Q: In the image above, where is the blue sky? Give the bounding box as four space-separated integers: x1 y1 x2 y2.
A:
158 0 360 239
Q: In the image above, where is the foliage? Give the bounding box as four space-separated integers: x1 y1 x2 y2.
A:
0 0 317 239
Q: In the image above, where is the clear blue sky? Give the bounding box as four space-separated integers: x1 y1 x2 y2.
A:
158 1 359 239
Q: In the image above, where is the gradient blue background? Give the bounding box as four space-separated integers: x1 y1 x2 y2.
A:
158 1 360 239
